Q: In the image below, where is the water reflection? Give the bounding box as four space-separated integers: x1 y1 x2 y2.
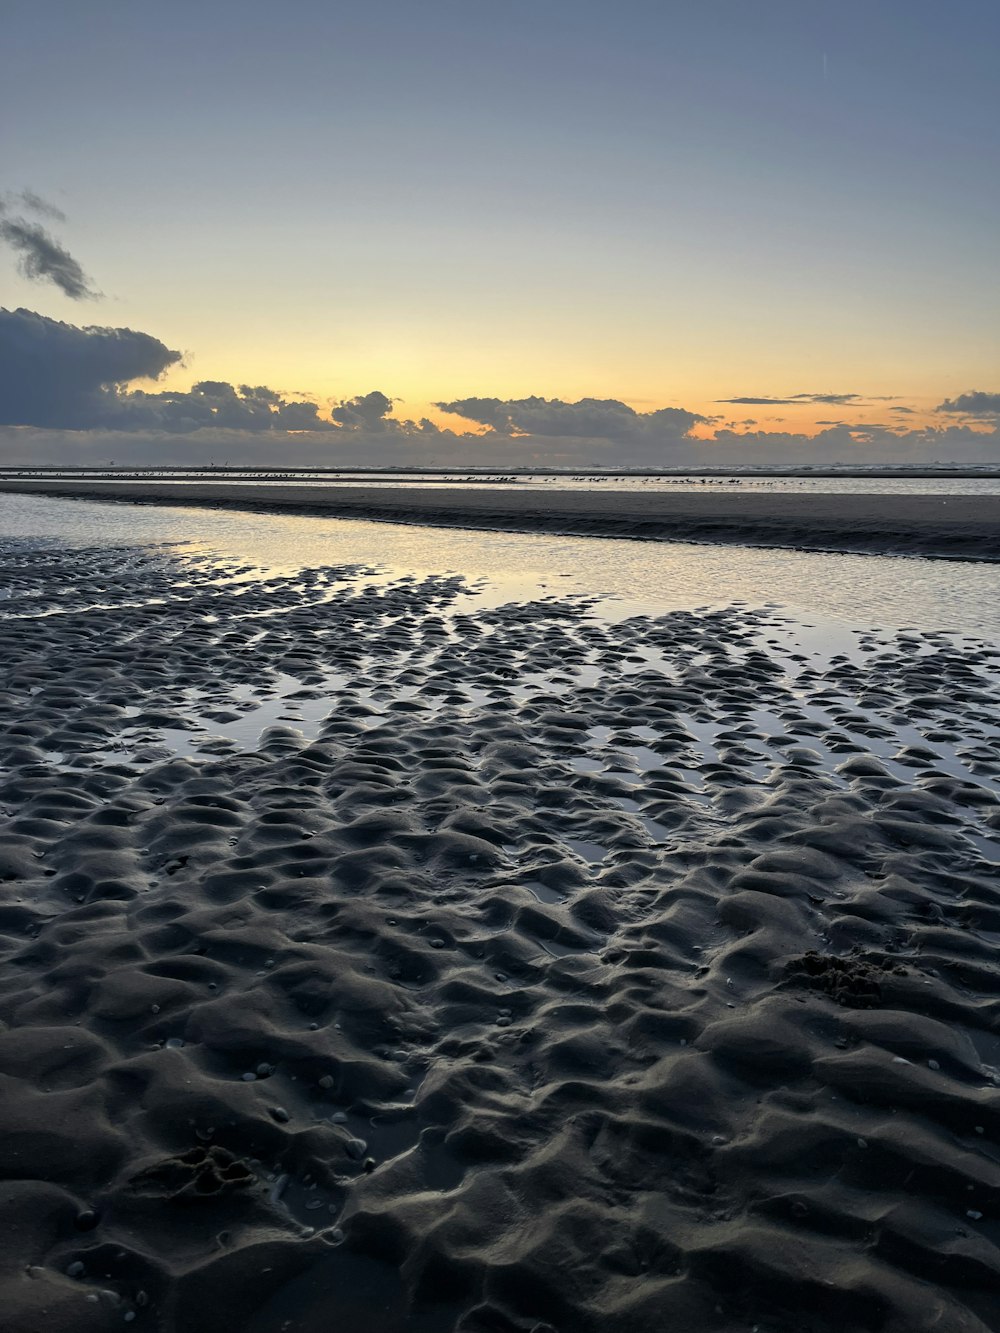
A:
1 490 998 638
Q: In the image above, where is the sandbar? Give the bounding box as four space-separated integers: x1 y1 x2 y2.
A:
0 477 998 559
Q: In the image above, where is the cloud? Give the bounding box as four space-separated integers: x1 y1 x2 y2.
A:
3 415 996 470
718 397 799 406
1 307 996 468
716 392 864 406
803 393 865 406
436 396 703 443
119 379 342 433
703 421 998 467
16 191 67 222
0 307 181 428
0 307 402 436
331 390 396 431
936 390 1000 417
0 195 99 300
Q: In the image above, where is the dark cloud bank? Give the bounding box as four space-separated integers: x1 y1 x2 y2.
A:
0 307 997 468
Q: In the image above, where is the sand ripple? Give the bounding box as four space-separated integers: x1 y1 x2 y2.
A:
1 543 999 1331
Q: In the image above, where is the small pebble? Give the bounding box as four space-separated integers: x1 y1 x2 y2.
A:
928 1059 940 1071
270 1106 290 1123
165 1037 184 1050
66 1261 85 1278
256 1063 273 1077
345 1138 367 1160
330 1111 348 1124
241 1072 257 1082
318 1075 334 1089
967 1210 983 1221
75 1209 100 1232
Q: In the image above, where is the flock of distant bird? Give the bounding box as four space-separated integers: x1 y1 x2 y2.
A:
1 468 754 486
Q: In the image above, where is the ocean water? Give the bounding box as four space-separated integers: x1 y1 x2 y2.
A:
0 489 998 641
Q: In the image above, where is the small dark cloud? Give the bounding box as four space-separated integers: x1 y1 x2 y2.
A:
936 390 1000 417
717 397 797 405
889 406 915 414
717 392 863 406
331 390 396 431
0 211 99 300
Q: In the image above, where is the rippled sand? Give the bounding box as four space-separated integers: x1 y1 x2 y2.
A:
1 543 999 1332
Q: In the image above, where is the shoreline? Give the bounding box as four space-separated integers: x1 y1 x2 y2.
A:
2 478 999 561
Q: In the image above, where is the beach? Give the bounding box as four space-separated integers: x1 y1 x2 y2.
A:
1 478 999 560
1 514 1000 1332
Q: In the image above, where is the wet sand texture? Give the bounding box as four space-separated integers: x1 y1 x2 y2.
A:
0 479 998 559
1 544 1000 1331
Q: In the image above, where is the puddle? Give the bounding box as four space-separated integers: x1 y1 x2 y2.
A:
526 881 566 904
565 837 607 864
962 831 1000 864
638 815 674 843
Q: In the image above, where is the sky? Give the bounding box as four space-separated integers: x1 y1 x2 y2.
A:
1 0 998 466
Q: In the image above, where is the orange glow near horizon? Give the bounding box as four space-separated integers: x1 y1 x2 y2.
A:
145 359 960 439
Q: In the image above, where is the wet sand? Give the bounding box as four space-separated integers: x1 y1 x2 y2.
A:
2 543 1000 1332
0 478 998 559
